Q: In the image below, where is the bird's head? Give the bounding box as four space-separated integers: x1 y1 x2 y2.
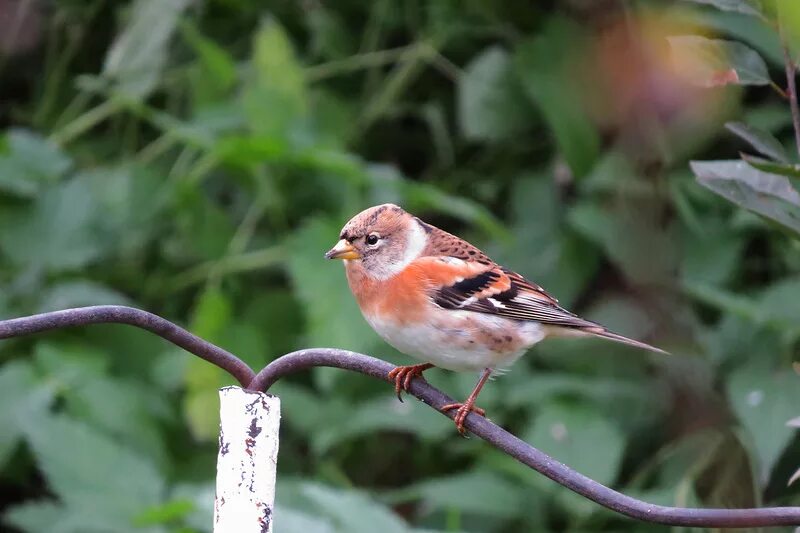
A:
325 203 430 279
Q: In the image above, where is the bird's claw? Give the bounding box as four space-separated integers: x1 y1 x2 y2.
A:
387 364 432 401
441 402 486 435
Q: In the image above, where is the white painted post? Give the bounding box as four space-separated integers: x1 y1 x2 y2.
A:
214 386 281 533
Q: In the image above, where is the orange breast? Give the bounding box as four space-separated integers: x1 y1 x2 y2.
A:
345 257 498 327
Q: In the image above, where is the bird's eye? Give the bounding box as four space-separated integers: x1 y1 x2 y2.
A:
366 233 380 246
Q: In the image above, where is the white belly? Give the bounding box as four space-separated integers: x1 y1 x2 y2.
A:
364 310 545 372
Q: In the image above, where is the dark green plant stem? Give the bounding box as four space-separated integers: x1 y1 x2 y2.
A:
783 43 800 158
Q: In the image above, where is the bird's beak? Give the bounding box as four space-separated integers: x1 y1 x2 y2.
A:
325 239 360 260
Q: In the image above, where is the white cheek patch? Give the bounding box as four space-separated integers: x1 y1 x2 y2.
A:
368 220 428 280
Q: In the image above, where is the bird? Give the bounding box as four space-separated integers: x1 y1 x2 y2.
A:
325 203 666 434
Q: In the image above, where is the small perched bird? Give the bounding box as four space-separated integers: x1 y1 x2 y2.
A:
325 204 666 434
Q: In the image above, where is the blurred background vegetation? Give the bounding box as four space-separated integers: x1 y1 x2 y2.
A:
0 0 799 531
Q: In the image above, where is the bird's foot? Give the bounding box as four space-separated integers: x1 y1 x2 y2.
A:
440 401 486 435
387 363 434 401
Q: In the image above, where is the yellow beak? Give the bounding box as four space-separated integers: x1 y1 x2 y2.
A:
325 239 360 260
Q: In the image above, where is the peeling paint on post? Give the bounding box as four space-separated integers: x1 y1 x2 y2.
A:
214 386 281 533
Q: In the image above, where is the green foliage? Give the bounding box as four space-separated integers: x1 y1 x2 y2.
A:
1 0 799 531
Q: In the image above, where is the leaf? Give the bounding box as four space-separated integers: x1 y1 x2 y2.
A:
728 361 800 485
133 499 194 526
680 223 744 285
668 36 770 87
181 21 238 107
524 402 625 487
568 201 677 284
741 154 800 178
21 412 165 523
505 374 649 410
0 129 71 197
300 483 407 533
79 165 169 256
690 160 800 235
168 483 215 531
103 0 191 98
524 401 626 515
388 470 525 518
242 17 307 138
36 280 133 313
458 46 532 142
685 0 765 18
725 121 789 162
3 502 63 533
277 507 335 533
757 276 800 336
184 287 234 441
0 361 53 468
515 17 600 178
0 166 164 272
312 395 450 454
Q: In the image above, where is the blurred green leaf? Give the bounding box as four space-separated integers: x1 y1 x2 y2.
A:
307 8 355 61
725 121 789 162
686 0 765 18
680 223 744 285
0 166 166 271
691 160 800 235
103 0 191 98
524 401 625 487
278 507 335 533
20 412 165 525
299 482 408 533
0 177 103 271
0 361 53 468
757 276 800 336
184 287 234 440
741 154 800 178
133 499 194 526
668 36 770 86
505 373 649 410
458 46 532 142
694 9 783 65
181 21 238 107
776 0 800 56
388 470 525 518
169 483 215 530
515 17 600 178
523 401 626 516
3 502 63 533
36 280 132 313
243 17 308 138
0 129 71 197
569 201 677 284
728 361 800 485
313 395 450 453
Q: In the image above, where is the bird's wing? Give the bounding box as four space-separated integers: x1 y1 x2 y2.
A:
412 256 602 330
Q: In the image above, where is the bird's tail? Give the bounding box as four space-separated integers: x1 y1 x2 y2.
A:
588 328 669 355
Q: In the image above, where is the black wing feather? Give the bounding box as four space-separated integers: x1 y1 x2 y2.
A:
433 268 601 330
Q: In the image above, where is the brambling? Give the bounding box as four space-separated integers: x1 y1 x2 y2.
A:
325 204 666 434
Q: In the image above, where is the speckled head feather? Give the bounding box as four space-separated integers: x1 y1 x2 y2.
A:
336 204 429 280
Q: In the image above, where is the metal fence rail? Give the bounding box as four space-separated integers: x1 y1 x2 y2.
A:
1 305 799 529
